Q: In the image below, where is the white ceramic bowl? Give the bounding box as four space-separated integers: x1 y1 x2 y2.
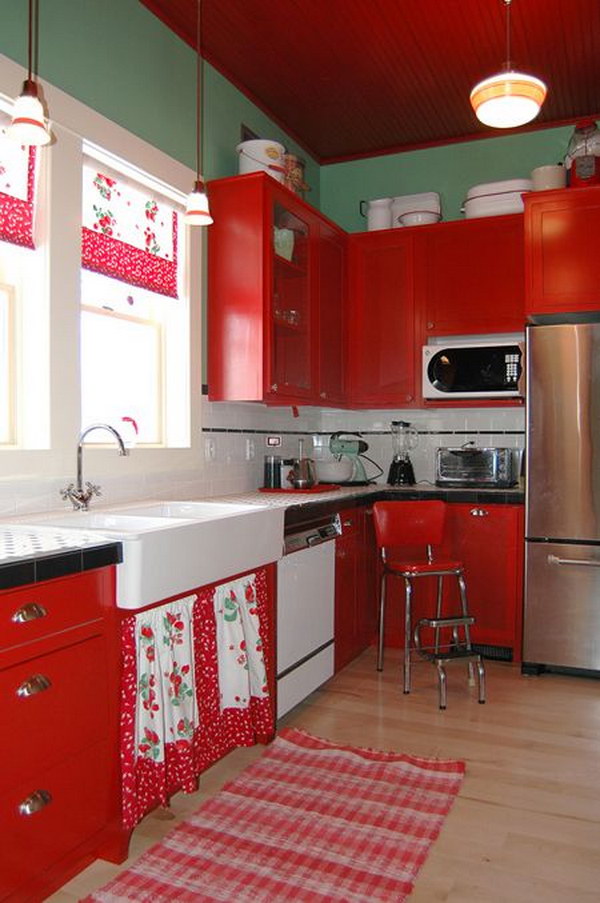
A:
397 211 441 227
314 457 353 483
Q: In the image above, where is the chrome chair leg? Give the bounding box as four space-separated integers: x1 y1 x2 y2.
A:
477 657 486 704
436 661 447 710
376 569 387 672
403 577 412 694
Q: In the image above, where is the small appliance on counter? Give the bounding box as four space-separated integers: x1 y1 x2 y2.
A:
328 432 375 485
387 420 418 485
284 438 317 489
435 445 517 488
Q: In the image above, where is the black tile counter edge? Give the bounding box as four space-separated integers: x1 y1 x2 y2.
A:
283 487 524 528
0 542 123 591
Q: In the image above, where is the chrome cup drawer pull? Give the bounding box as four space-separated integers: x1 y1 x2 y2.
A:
18 789 53 816
16 674 52 698
11 602 48 623
469 508 489 517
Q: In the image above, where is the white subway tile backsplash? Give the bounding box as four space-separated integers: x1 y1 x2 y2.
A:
0 396 525 519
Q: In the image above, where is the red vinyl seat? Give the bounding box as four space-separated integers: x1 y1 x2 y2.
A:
372 500 485 710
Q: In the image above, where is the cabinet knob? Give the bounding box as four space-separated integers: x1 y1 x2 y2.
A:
11 602 48 623
270 383 278 392
406 394 413 402
16 674 52 698
469 508 489 517
427 321 434 330
320 391 327 399
18 789 53 817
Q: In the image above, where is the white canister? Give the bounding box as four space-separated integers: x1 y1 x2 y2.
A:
360 197 393 231
236 139 286 183
531 165 567 191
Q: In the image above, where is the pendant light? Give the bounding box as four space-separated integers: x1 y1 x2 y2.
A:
9 0 51 146
470 0 546 129
185 0 213 225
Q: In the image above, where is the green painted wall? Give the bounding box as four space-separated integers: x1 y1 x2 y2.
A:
320 126 572 231
0 0 318 198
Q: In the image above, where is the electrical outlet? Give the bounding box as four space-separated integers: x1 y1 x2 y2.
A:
204 437 216 461
245 438 255 460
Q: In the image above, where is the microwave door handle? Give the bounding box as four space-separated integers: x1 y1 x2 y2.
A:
517 343 526 397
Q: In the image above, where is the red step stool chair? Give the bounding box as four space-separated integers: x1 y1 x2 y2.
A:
372 500 485 710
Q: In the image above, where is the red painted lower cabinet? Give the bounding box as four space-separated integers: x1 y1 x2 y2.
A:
446 504 524 661
376 503 524 663
0 568 124 903
334 508 378 672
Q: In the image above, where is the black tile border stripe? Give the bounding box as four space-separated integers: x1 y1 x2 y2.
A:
202 427 525 437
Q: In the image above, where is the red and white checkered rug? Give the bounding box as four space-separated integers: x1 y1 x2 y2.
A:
85 728 465 902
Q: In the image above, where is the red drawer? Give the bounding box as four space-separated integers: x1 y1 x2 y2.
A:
0 741 113 900
0 570 110 653
0 633 109 787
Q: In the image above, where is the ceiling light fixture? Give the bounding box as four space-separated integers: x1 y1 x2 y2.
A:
9 0 51 146
185 0 213 226
470 0 547 129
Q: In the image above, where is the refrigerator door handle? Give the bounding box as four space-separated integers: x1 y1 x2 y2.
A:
548 554 600 568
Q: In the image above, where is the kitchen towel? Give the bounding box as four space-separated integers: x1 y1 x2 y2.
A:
85 727 465 901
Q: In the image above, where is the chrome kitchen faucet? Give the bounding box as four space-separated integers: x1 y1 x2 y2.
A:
60 423 129 511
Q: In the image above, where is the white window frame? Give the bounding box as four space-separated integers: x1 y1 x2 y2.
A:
0 52 202 485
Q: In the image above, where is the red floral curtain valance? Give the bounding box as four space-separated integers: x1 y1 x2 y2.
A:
82 159 179 298
0 114 37 250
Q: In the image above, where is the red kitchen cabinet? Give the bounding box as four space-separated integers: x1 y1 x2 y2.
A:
347 230 418 407
446 503 524 660
317 221 347 406
375 503 524 662
207 172 346 405
524 186 600 315
335 508 375 672
415 214 525 338
0 567 124 902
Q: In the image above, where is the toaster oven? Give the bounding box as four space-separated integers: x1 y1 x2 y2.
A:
436 447 516 488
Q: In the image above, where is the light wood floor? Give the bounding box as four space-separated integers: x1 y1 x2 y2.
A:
49 650 600 902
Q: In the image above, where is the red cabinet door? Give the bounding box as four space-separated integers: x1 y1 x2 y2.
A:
335 508 374 672
317 222 346 406
347 231 417 407
447 503 524 659
525 186 600 315
416 214 525 337
208 172 331 406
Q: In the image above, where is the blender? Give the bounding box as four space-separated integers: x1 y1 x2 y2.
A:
387 421 418 485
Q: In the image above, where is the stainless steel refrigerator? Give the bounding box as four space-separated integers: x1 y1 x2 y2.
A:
524 318 600 674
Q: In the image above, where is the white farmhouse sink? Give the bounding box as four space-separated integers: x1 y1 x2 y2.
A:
19 503 284 610
115 500 263 521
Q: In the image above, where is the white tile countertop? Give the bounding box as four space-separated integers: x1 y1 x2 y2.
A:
208 482 525 509
0 524 119 563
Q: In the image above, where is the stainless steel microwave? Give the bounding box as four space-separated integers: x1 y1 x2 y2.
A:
422 339 524 399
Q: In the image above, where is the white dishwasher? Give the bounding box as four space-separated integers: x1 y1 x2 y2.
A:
276 514 340 718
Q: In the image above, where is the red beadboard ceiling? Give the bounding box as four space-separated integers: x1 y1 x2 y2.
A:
140 0 600 163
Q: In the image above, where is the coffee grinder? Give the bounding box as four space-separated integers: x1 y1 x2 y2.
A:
387 420 418 485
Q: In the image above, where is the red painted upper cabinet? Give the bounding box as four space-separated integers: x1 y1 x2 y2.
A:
415 214 525 338
207 172 345 406
347 230 417 407
317 221 347 406
524 186 600 316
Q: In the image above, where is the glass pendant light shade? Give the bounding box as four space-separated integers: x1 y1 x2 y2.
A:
470 71 547 128
9 79 51 145
184 180 213 225
470 0 546 130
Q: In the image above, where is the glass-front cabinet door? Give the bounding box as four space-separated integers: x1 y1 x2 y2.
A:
268 201 314 400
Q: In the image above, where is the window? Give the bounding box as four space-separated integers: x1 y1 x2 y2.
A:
80 148 190 448
0 102 47 450
0 283 14 444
